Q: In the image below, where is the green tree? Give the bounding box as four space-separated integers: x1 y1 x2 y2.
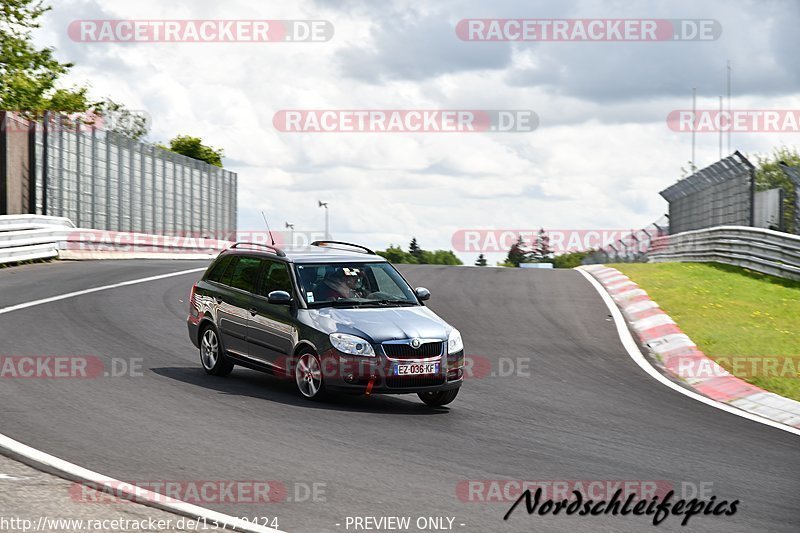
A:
376 245 416 264
0 0 89 115
376 244 463 265
475 253 487 266
753 146 800 233
552 251 589 269
162 135 224 167
408 237 424 263
94 98 150 140
421 250 463 265
531 228 552 262
504 235 530 267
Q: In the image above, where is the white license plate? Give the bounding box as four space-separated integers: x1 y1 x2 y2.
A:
394 362 439 376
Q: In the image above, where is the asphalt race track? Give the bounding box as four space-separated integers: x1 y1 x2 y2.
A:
0 260 798 532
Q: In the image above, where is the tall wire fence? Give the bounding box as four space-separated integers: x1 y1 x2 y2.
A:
659 151 754 234
2 112 237 237
582 218 669 264
584 152 799 266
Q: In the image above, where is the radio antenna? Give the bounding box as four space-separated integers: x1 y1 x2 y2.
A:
261 211 276 246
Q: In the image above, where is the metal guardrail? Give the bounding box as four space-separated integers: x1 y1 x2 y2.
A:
0 214 75 230
0 215 74 265
0 215 230 264
648 226 800 281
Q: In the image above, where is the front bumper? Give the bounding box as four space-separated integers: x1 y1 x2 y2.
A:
316 348 465 395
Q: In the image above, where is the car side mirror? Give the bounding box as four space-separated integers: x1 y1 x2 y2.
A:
415 287 431 301
267 290 293 305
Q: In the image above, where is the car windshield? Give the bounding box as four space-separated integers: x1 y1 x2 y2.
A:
295 262 419 307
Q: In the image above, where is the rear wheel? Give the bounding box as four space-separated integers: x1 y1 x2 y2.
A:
418 388 459 407
295 351 326 400
200 324 234 376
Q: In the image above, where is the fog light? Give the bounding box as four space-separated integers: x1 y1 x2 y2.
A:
344 374 355 383
447 368 463 380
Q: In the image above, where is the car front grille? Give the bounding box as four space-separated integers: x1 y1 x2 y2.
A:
385 375 447 388
382 341 444 359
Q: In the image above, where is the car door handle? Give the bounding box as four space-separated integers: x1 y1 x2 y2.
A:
249 308 258 316
215 296 223 304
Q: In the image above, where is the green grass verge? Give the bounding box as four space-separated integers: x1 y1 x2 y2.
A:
609 262 800 402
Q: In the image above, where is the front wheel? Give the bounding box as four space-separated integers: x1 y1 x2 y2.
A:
295 351 326 400
418 388 459 407
200 325 234 376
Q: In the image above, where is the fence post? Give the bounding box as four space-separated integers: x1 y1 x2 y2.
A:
28 117 37 214
0 112 6 215
779 163 800 235
42 112 49 215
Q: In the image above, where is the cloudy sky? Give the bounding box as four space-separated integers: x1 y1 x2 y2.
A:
35 0 800 262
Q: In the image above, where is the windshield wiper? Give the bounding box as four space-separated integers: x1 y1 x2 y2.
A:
313 299 368 308
362 299 416 307
312 299 416 308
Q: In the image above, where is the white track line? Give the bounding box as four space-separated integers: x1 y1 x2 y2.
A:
0 268 206 316
576 268 800 437
0 434 279 533
0 266 284 533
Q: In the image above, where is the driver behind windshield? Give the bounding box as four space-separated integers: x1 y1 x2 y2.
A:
314 267 365 301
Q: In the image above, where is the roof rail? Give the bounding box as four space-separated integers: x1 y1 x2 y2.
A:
229 242 286 257
311 240 376 255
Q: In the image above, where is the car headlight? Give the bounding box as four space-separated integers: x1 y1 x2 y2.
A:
448 328 463 354
329 333 375 357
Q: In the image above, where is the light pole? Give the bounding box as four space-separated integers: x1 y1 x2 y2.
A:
318 201 329 240
284 222 295 246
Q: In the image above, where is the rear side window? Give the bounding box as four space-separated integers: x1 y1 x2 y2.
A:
258 260 293 296
206 255 233 283
224 256 261 293
220 257 239 286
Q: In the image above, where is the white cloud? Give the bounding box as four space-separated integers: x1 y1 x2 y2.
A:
33 0 800 262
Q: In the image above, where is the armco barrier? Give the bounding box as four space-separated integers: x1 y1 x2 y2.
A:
0 215 74 264
0 215 230 263
649 226 800 281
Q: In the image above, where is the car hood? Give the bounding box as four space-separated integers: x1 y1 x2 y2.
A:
305 305 451 343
